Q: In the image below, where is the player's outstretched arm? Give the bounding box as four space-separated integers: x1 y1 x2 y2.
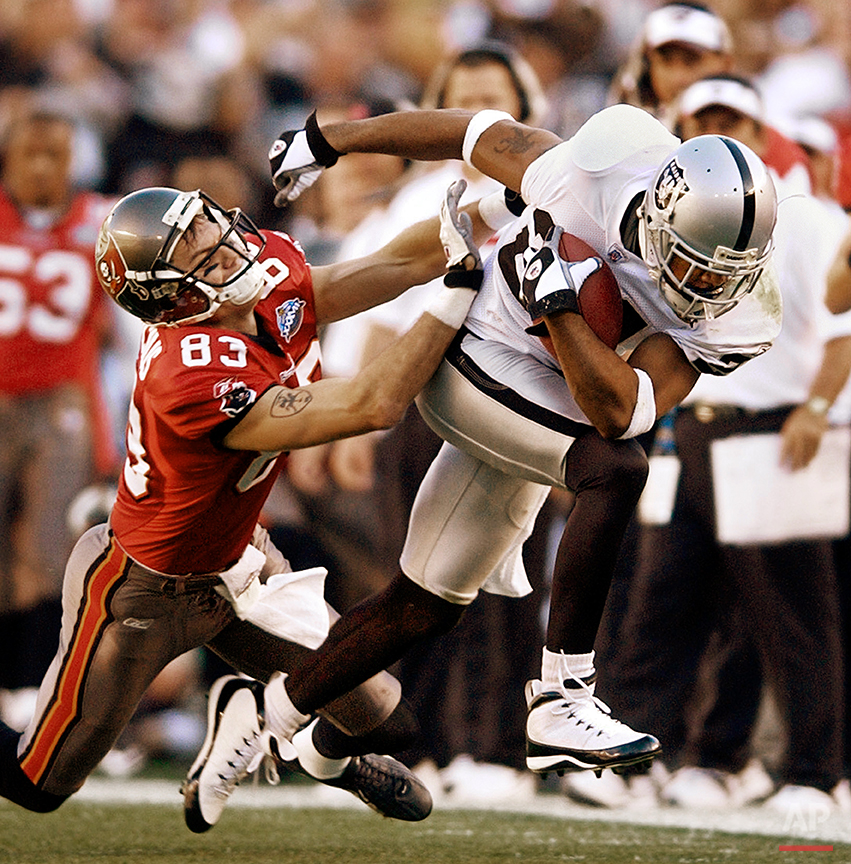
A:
310 192 489 325
225 181 483 453
270 109 560 204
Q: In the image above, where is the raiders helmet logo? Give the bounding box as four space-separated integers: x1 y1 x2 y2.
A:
654 160 688 211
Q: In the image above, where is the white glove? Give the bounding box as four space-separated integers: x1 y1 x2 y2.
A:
269 110 341 207
425 180 483 328
521 226 601 320
439 179 481 272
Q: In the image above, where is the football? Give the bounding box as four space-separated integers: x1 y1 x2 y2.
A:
537 232 623 355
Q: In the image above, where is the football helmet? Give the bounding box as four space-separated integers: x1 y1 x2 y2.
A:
95 187 267 326
638 135 776 323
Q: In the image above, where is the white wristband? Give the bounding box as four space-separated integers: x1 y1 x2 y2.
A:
462 109 514 169
425 286 477 329
478 190 516 231
618 368 657 439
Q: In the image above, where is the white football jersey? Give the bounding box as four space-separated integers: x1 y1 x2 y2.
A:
465 104 783 377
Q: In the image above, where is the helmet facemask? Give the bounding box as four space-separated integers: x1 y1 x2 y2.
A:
148 192 267 325
639 209 771 323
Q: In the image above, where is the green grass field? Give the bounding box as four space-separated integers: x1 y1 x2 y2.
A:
1 802 847 864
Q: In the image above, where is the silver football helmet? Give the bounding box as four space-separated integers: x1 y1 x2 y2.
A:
96 187 267 326
638 135 777 323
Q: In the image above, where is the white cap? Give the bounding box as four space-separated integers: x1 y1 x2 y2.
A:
677 77 764 123
784 115 838 154
643 4 732 53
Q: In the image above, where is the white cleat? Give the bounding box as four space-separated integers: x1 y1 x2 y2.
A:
182 675 265 833
525 675 661 776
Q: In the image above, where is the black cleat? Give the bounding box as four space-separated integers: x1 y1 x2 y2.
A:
276 738 432 822
323 754 433 821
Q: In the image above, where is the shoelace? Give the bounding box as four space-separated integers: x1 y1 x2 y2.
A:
549 661 625 737
211 727 263 798
261 755 281 786
247 730 281 787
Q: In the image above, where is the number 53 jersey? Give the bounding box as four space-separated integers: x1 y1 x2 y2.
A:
110 230 321 576
0 188 114 394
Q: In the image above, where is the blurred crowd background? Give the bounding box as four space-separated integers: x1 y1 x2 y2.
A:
3 0 850 215
3 0 851 815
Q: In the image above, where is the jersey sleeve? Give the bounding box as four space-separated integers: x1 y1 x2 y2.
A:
668 262 784 376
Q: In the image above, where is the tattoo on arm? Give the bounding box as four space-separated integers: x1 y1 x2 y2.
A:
270 388 312 417
493 128 541 155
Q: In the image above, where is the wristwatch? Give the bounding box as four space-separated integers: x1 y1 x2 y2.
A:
805 395 831 417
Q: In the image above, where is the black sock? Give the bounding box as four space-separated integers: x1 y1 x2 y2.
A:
313 697 420 759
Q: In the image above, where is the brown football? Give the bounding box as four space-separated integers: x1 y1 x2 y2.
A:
538 232 623 355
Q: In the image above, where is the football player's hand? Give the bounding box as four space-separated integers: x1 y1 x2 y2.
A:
269 110 341 207
440 179 483 291
521 226 602 320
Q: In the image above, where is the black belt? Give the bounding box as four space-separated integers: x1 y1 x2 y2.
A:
683 403 795 424
158 574 222 596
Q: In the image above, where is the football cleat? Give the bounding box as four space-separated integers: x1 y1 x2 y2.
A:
320 754 433 821
278 730 432 821
525 675 661 776
182 675 265 833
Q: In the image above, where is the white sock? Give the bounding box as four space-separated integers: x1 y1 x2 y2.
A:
292 718 351 780
263 672 312 741
541 647 595 688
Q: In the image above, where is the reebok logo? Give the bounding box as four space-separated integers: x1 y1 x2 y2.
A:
123 617 153 630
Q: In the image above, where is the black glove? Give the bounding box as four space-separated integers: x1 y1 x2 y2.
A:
504 188 527 217
269 110 342 207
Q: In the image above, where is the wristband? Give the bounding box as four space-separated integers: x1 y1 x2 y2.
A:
305 110 342 167
479 188 527 231
462 110 514 168
443 267 483 290
425 286 477 329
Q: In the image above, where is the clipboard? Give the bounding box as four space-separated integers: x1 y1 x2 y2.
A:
710 427 851 545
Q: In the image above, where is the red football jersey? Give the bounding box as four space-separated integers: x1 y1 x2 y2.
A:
110 230 322 575
0 188 114 394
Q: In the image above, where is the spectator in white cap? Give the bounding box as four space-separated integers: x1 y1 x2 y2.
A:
674 73 813 198
610 2 733 128
784 115 843 208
